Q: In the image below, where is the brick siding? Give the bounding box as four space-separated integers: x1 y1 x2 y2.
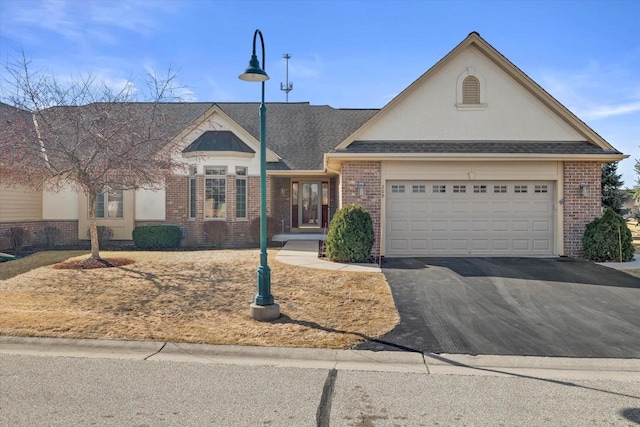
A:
158 173 275 248
340 161 382 258
0 220 79 251
563 161 602 258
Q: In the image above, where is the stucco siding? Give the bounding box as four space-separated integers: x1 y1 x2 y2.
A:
135 188 166 220
382 160 561 181
43 187 79 220
354 46 583 142
0 185 42 221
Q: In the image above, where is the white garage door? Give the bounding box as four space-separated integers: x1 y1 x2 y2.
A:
386 181 554 256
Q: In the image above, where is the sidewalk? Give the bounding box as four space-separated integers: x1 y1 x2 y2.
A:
275 241 640 273
598 255 640 270
1 336 639 381
275 240 381 272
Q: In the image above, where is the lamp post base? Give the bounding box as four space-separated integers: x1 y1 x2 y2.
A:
250 302 280 321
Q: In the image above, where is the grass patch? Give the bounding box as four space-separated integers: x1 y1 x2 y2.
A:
0 251 87 280
0 250 398 349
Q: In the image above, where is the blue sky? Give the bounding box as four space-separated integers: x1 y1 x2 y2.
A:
1 0 638 186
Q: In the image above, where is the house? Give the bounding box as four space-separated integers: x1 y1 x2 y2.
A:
623 190 639 218
0 32 627 257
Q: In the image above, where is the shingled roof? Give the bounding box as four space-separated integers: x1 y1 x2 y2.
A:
333 140 623 155
216 103 378 170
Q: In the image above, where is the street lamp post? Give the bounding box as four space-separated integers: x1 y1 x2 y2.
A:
239 29 280 321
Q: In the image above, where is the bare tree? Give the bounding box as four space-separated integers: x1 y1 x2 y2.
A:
0 51 187 261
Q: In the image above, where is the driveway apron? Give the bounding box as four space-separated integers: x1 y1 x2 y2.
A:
356 257 640 358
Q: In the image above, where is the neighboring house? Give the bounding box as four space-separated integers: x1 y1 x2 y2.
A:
0 32 627 257
622 190 639 218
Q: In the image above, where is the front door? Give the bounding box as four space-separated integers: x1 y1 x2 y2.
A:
300 182 320 227
292 181 329 229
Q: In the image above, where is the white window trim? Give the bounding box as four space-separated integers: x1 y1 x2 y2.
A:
188 172 197 220
235 167 248 220
93 189 124 219
204 166 227 220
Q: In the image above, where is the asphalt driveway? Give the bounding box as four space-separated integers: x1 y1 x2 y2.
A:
356 258 640 358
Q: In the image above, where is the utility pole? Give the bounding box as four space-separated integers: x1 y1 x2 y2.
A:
280 54 293 102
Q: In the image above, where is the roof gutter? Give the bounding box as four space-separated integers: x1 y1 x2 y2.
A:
325 152 628 162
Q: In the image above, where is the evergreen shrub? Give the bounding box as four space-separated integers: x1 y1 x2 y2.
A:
132 225 182 249
325 204 374 263
582 208 634 262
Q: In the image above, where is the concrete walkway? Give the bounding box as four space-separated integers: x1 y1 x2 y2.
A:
598 255 640 270
275 240 381 272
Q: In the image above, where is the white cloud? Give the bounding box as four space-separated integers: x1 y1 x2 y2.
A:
1 0 177 48
535 60 640 122
576 101 640 121
285 54 324 80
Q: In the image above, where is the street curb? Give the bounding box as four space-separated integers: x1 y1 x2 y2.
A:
1 336 639 380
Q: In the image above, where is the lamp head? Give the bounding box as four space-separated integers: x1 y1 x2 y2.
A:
239 54 269 82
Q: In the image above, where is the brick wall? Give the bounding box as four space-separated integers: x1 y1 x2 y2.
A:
340 161 382 257
0 220 79 251
158 173 274 248
563 161 602 258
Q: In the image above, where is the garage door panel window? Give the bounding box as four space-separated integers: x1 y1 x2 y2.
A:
514 185 528 193
433 185 446 193
535 185 549 193
391 184 405 193
493 185 507 193
473 185 487 193
453 185 467 193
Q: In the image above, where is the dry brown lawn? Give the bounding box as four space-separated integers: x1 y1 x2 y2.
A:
0 250 399 349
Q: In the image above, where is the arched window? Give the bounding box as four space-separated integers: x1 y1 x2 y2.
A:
462 76 480 104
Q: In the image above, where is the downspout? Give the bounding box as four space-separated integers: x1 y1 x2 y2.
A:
324 154 341 222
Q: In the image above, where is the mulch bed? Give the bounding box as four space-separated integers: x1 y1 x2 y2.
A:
53 258 135 270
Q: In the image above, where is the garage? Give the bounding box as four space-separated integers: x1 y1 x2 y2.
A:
385 181 555 256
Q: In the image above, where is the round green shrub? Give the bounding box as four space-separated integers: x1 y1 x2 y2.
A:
132 225 182 249
582 208 634 262
325 204 374 263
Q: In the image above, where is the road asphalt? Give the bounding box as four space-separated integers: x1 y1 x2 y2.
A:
1 336 640 426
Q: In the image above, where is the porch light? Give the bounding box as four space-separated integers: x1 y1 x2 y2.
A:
239 29 279 321
579 183 589 197
357 182 367 196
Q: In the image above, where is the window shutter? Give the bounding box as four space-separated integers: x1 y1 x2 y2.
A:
462 76 480 104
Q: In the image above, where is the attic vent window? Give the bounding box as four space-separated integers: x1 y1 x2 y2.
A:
456 67 487 110
462 76 480 104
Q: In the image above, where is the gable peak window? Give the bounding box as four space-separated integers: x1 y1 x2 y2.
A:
462 76 480 104
456 67 486 110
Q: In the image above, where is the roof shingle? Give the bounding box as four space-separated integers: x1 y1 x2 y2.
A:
333 140 620 155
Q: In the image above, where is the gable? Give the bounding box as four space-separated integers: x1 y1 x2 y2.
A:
172 105 279 160
337 33 621 156
182 130 255 154
351 44 583 143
